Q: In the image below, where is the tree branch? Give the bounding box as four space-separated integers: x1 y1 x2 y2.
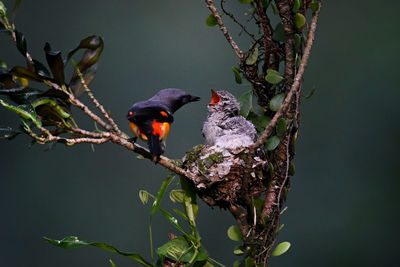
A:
250 2 322 149
205 0 244 59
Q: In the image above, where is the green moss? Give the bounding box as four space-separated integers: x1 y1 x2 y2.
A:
202 152 223 169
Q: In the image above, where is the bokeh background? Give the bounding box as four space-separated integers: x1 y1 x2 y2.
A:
1 0 399 266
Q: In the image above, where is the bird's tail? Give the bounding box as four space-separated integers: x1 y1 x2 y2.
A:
148 135 165 162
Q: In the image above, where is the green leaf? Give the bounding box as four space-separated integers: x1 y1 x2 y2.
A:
238 90 253 117
0 60 7 71
180 176 199 223
232 66 242 84
253 198 264 211
136 155 145 160
271 241 291 257
294 33 301 52
238 0 253 4
276 118 287 136
289 162 295 176
158 207 188 236
173 208 189 222
245 257 255 267
170 189 185 203
295 13 306 28
0 1 6 17
261 0 269 8
269 93 285 111
265 136 280 151
233 245 244 255
205 14 217 27
270 2 279 14
44 236 152 267
265 69 283 85
0 99 42 128
245 47 258 65
32 98 71 119
304 86 316 99
138 190 149 204
277 224 285 233
247 112 270 133
310 2 320 12
109 259 117 267
227 225 242 241
0 125 20 140
151 175 174 216
156 236 208 263
292 0 301 13
272 23 285 42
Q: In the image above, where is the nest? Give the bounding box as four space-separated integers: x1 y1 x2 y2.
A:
182 145 269 208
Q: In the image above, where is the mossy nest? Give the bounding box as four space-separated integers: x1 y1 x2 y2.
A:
182 144 269 208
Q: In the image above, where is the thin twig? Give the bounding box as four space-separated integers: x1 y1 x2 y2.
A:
73 64 123 136
220 0 256 42
250 2 322 149
205 0 243 59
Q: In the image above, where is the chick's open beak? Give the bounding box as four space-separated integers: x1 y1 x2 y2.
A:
210 89 221 104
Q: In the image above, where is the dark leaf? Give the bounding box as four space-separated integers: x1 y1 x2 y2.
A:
44 236 152 267
33 59 51 78
292 0 301 13
0 86 43 104
238 0 253 3
0 73 19 88
247 112 270 133
238 90 252 117
265 136 280 151
304 86 316 99
0 125 21 140
270 2 279 14
10 66 43 82
276 118 287 136
205 14 217 27
32 98 71 120
294 33 301 52
310 2 320 12
261 0 269 8
67 35 104 98
15 31 27 57
44 43 65 85
272 23 284 42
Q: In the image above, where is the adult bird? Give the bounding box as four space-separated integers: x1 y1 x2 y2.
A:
202 89 256 149
127 88 200 161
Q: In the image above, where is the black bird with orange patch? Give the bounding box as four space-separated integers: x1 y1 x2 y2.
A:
127 88 200 161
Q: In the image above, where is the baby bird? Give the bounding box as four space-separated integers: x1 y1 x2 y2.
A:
202 90 257 149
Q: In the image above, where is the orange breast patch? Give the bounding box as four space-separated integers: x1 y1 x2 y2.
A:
152 120 171 141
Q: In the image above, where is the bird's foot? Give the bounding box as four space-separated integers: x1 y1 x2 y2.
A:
128 136 137 143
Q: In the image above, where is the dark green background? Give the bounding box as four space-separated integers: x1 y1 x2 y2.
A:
1 1 399 266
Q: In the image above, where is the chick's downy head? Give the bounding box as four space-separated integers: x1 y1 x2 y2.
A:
207 90 240 116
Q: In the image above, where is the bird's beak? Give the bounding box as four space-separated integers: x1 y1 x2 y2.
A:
210 89 221 104
190 95 201 102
